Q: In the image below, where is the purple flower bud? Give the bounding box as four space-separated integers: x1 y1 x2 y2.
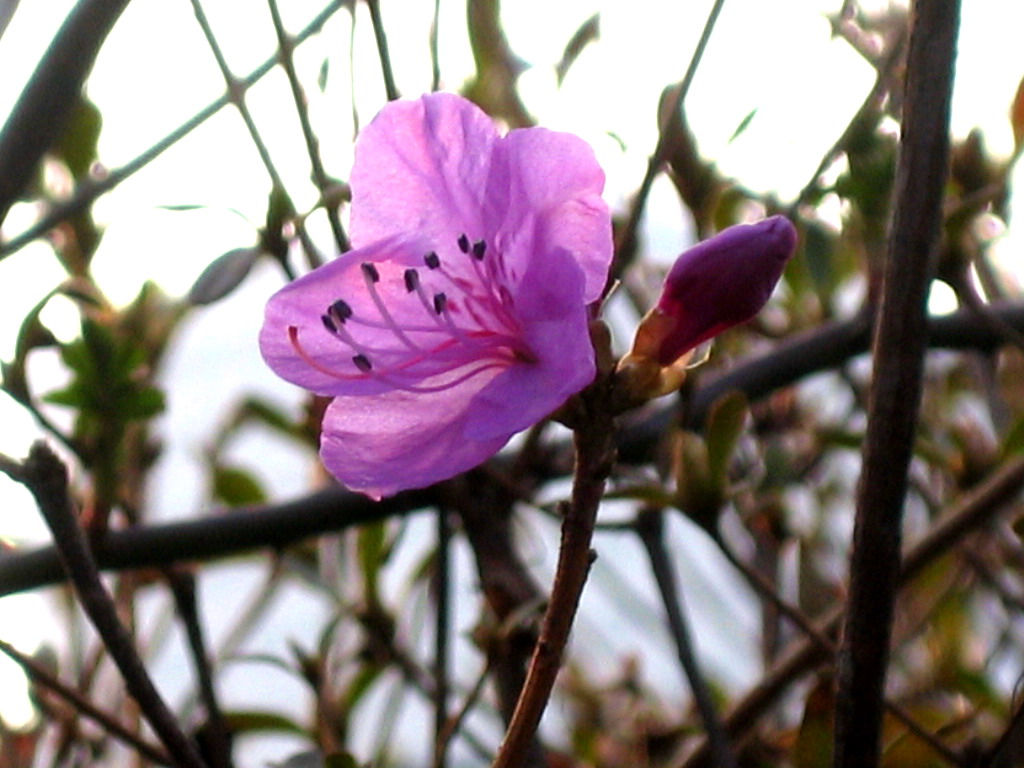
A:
653 215 797 364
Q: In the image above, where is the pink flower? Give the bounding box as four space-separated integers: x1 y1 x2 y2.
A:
260 94 612 499
617 216 797 402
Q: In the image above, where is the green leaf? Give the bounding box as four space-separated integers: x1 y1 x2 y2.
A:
213 465 267 506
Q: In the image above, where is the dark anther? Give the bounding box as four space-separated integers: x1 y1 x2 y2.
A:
404 268 420 292
457 234 470 254
361 262 381 283
424 251 441 269
433 292 447 314
353 354 373 372
472 240 486 260
321 314 337 333
330 299 353 323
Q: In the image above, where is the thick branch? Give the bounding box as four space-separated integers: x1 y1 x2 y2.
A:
835 2 960 766
0 0 131 226
1 303 1023 596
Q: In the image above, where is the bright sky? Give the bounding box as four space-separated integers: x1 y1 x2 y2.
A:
0 0 1022 757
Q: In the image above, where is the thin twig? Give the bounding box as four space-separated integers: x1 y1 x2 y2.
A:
676 455 1024 768
0 1 348 262
364 0 400 101
635 509 737 768
835 1 960 765
0 0 131 225
267 0 350 256
432 507 452 768
433 660 492 768
609 0 727 286
0 443 207 768
429 0 442 92
0 637 173 765
168 568 233 768
492 377 617 768
715 537 964 767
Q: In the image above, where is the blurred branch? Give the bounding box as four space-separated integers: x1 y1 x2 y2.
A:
168 569 232 768
456 477 548 766
835 2 960 765
608 0 727 286
678 454 1024 768
635 510 736 768
0 1 347 262
787 22 908 214
364 0 399 101
0 443 207 768
268 0 350 255
0 637 173 765
3 303 1024 596
0 0 130 227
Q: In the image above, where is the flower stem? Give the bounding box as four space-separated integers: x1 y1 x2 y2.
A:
491 380 617 768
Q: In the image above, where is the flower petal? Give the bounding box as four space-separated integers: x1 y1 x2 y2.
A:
463 242 594 441
485 127 612 302
349 93 499 250
260 235 495 398
319 385 508 499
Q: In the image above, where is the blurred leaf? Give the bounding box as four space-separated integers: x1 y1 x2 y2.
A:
358 522 388 606
727 108 757 144
555 13 599 85
53 97 101 181
223 710 308 737
705 390 748 487
324 754 360 768
660 84 722 233
671 431 718 533
43 318 165 426
188 246 261 306
213 465 267 506
262 185 296 261
803 221 836 300
1002 415 1024 457
318 58 330 92
464 0 531 128
1011 74 1024 150
1 290 61 404
793 676 834 768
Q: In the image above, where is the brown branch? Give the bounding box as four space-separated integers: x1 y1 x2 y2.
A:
677 454 1024 767
835 2 961 766
0 0 131 226
491 378 617 768
0 637 172 765
0 443 207 768
3 304 1024 598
